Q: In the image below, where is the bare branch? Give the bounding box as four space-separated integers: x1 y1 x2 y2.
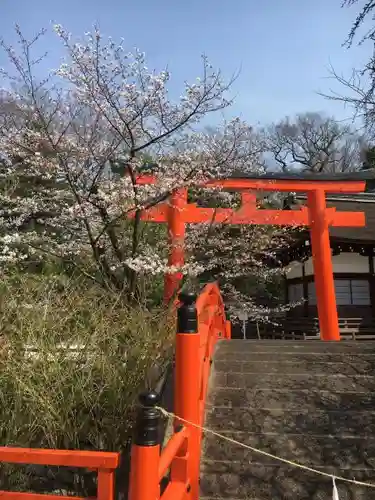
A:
265 112 364 173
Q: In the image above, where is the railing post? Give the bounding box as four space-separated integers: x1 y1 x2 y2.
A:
225 320 232 340
128 391 161 500
171 291 201 500
98 469 115 500
222 305 232 340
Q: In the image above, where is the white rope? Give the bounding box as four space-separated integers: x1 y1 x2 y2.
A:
333 477 340 499
156 406 375 490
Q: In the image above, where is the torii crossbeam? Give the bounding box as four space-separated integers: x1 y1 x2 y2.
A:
131 172 373 341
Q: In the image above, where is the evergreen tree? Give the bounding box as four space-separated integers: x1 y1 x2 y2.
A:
362 146 375 170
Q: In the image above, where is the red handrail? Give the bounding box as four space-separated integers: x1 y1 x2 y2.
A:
158 426 190 482
128 282 230 500
0 447 120 500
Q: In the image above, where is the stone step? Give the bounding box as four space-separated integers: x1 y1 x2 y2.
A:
214 351 375 363
214 371 375 392
206 387 375 410
215 339 375 353
205 407 375 435
213 359 373 375
201 340 375 499
200 464 375 499
202 432 375 469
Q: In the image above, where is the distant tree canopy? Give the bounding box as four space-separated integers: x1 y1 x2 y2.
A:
265 112 365 173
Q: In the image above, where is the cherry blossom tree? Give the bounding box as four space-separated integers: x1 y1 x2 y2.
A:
0 25 292 315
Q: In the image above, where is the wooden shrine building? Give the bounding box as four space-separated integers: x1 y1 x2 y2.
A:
284 192 375 320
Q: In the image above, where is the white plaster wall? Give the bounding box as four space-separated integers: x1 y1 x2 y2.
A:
286 252 369 279
286 262 304 279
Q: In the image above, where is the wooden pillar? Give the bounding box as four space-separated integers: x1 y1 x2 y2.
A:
307 190 340 341
173 293 201 500
369 250 375 318
302 262 309 317
164 188 187 304
284 275 289 306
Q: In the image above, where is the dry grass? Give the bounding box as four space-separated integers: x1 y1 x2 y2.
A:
0 271 174 495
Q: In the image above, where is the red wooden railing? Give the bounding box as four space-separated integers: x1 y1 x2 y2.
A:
0 447 120 500
128 282 231 500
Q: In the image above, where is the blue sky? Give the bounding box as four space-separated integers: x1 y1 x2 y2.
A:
0 0 373 126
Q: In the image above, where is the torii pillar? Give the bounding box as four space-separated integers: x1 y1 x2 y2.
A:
308 189 340 341
165 187 187 301
132 174 367 341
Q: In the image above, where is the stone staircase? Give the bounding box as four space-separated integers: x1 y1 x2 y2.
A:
200 340 375 499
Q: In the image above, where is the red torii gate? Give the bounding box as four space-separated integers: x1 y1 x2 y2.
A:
132 172 369 341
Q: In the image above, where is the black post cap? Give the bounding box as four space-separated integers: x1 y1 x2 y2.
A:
134 391 160 447
177 291 198 333
139 391 159 408
179 291 196 305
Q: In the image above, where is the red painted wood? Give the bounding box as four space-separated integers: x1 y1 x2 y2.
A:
128 445 160 500
308 190 340 341
134 174 366 193
205 178 366 192
158 427 189 481
164 188 187 303
0 447 119 469
161 480 188 500
131 174 366 329
0 493 89 500
134 203 365 227
97 469 114 500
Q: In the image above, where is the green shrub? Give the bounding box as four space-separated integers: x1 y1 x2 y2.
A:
0 272 173 495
